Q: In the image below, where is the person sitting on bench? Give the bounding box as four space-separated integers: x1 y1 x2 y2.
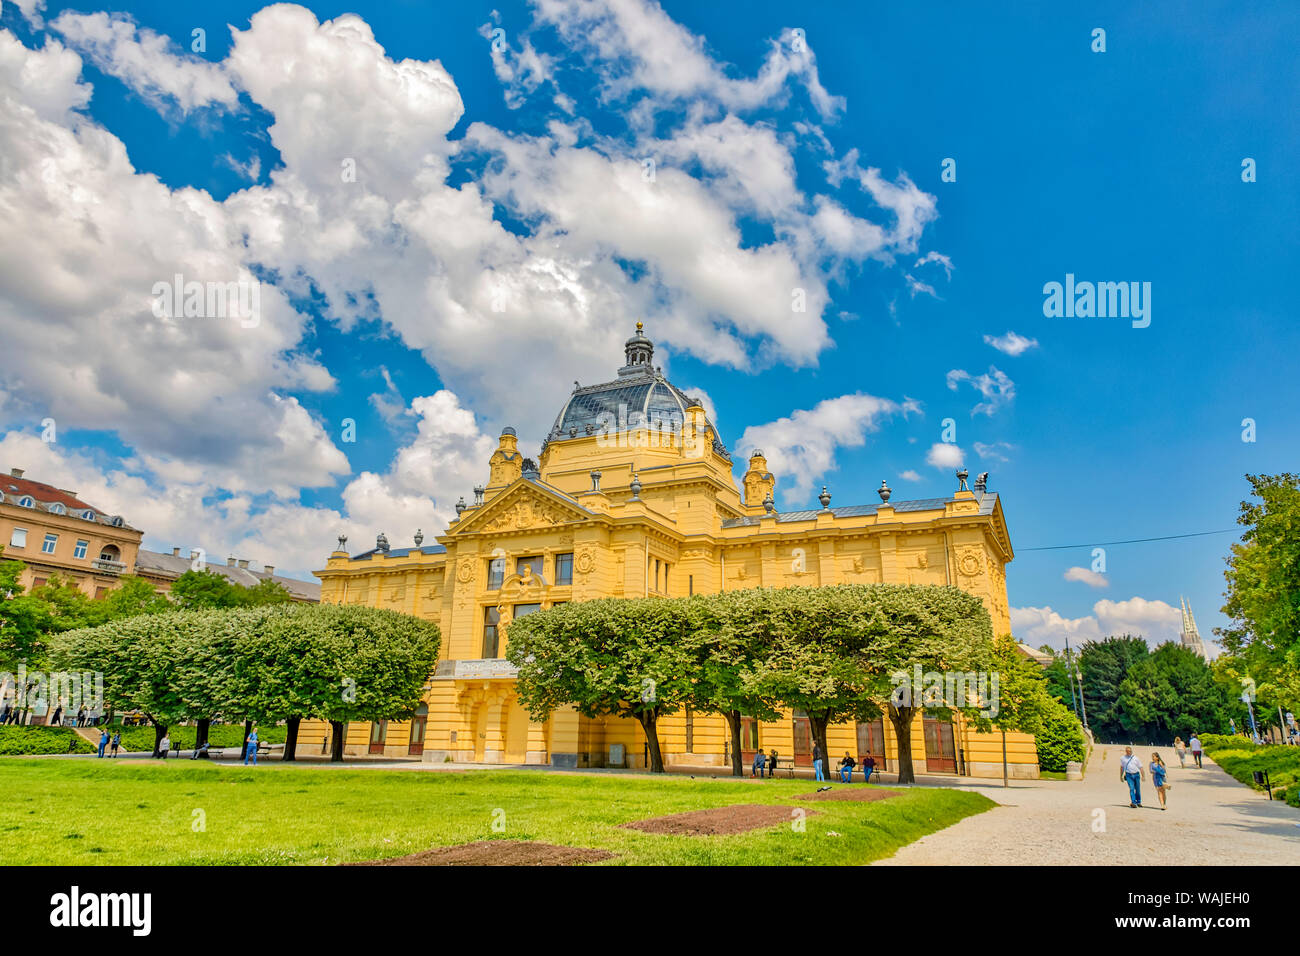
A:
767 748 779 778
751 749 767 778
862 754 876 783
839 752 856 782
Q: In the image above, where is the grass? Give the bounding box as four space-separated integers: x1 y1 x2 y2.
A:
1202 734 1300 807
0 726 94 756
0 759 994 865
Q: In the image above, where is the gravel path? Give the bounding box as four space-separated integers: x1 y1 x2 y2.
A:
875 743 1299 865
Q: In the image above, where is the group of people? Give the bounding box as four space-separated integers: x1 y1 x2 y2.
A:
750 744 877 783
1118 733 1204 810
95 730 122 758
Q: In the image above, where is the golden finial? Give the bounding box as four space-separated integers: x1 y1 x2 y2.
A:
635 320 643 332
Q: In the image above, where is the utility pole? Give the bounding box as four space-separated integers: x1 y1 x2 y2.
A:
1063 639 1080 716
1075 661 1089 732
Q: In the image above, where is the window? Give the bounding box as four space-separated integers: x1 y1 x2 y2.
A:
94 587 109 599
41 533 58 554
81 510 96 521
487 556 505 590
98 544 120 563
685 705 694 752
482 606 501 658
73 540 88 560
17 496 33 508
32 577 47 589
554 552 573 586
513 603 541 619
48 503 65 515
516 555 543 579
9 528 26 548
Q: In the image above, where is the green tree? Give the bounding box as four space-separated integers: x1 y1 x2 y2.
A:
242 578 293 606
169 569 248 609
1078 635 1150 742
96 575 171 620
1117 643 1233 743
507 598 699 772
1218 473 1300 707
0 554 52 667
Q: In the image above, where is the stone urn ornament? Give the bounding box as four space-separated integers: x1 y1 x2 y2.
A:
878 480 892 503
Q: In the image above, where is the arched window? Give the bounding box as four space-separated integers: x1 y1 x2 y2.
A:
81 510 96 521
17 496 33 508
48 503 66 515
109 516 124 527
98 544 121 563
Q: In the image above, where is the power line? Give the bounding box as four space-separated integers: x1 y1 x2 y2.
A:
1019 528 1239 552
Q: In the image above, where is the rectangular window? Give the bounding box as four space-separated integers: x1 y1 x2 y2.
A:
41 533 58 554
513 603 541 619
482 606 501 658
32 577 47 589
685 705 694 752
9 528 26 548
516 555 543 579
554 552 573 586
688 574 694 596
73 539 88 560
487 557 505 590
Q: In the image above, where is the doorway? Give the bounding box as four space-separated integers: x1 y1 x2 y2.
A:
923 718 957 773
856 719 887 771
368 720 388 755
792 711 812 767
407 705 427 756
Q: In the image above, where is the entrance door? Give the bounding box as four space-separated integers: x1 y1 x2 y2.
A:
407 705 427 756
856 719 887 771
792 712 812 767
923 718 957 773
368 720 388 755
739 717 760 763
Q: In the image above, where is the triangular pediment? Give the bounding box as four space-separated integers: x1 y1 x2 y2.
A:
449 480 594 536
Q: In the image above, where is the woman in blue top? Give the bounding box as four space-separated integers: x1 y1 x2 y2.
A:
1149 753 1169 810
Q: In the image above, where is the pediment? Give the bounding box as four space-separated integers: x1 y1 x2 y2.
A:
451 481 592 536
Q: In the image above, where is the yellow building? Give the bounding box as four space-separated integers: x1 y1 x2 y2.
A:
0 468 142 598
309 325 1036 777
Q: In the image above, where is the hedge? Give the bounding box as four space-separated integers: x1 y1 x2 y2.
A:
1201 733 1300 808
1035 699 1088 772
0 725 96 756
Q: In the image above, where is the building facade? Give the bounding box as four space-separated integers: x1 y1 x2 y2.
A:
308 326 1037 777
0 468 142 598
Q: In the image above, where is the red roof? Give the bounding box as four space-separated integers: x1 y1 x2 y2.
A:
2 472 99 512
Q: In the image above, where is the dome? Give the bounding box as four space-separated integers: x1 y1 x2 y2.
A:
546 325 730 459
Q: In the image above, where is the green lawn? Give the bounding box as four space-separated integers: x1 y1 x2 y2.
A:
1202 734 1300 807
0 759 994 865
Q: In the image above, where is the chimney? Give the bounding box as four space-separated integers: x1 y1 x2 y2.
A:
226 556 236 567
237 559 250 570
172 547 181 557
9 468 23 478
263 565 275 576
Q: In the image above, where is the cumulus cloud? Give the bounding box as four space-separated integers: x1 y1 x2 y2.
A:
737 393 912 498
1011 597 1186 652
983 330 1038 357
1064 566 1108 589
946 366 1015 417
898 469 922 481
925 442 964 469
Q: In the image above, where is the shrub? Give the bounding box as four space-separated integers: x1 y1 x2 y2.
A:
1202 734 1300 806
1035 699 1087 772
0 725 95 755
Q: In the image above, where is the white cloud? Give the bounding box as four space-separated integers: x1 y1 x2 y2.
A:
51 11 239 113
1064 566 1109 589
898 469 922 481
983 330 1039 357
737 393 908 498
914 251 953 278
946 366 1016 417
1011 597 1185 652
925 442 964 469
973 441 1014 462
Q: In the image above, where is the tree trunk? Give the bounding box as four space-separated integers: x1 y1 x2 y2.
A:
283 717 300 762
888 703 917 784
810 710 831 782
726 709 743 777
240 718 253 760
152 721 168 758
634 710 665 772
195 718 211 754
330 721 345 762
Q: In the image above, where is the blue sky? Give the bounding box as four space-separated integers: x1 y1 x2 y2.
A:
1 0 1295 651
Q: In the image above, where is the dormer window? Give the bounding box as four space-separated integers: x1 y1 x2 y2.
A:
81 510 96 521
17 496 33 508
48 503 66 515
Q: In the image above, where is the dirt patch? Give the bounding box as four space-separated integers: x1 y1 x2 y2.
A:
792 787 902 803
621 803 816 836
346 840 615 866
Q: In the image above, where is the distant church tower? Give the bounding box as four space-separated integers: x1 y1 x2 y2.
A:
1179 596 1208 659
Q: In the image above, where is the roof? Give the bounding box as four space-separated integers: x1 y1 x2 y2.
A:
350 544 448 561
135 549 320 602
719 492 998 528
0 470 134 530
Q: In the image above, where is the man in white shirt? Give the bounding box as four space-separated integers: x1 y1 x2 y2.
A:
1119 747 1145 807
1189 734 1202 768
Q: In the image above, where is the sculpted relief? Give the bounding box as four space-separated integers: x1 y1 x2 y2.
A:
481 495 573 532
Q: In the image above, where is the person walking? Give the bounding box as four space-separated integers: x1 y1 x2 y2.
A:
812 742 825 782
50 704 63 727
76 706 86 728
244 727 259 766
1173 736 1186 767
1119 746 1144 808
862 754 876 784
97 729 109 758
839 752 856 783
750 748 766 778
767 748 778 778
1189 734 1203 768
1149 753 1169 810
109 731 120 758
158 733 171 759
